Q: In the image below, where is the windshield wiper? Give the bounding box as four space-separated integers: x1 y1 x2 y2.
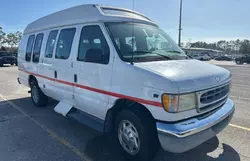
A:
130 50 152 54
162 50 181 54
129 50 172 61
153 53 172 60
129 51 152 64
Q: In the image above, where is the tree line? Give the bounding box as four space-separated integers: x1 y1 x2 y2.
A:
0 27 22 52
185 39 250 55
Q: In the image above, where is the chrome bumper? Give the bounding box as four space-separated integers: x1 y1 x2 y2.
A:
157 98 235 153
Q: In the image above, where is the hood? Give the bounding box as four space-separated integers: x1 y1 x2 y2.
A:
135 60 231 93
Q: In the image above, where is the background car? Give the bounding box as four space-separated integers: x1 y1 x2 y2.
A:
0 51 17 67
214 56 232 61
189 54 211 61
235 55 250 64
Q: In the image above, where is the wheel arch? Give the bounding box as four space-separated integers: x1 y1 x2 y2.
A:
28 75 37 87
104 98 156 133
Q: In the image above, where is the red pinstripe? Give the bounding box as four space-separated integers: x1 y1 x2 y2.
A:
19 68 162 107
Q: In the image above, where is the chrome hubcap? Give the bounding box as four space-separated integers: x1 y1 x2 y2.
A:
32 86 39 103
118 120 140 155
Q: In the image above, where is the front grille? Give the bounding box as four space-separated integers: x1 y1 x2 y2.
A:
200 84 230 104
197 83 230 113
199 97 227 112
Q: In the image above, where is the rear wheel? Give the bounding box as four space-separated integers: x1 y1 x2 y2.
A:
236 60 242 65
115 109 158 161
30 80 48 107
10 63 14 65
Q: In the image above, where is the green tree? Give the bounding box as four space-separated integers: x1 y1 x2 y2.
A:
239 40 250 54
5 31 22 48
0 26 6 47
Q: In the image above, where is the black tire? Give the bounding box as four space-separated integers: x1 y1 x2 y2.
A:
0 61 3 67
115 109 158 161
30 80 48 107
10 63 14 65
236 60 242 65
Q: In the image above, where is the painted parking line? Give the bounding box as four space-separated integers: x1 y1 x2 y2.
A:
229 124 250 132
0 94 88 161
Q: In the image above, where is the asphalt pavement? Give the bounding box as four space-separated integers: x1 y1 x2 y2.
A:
0 63 250 161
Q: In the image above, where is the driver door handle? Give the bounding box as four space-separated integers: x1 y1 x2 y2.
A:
54 71 57 78
74 74 77 83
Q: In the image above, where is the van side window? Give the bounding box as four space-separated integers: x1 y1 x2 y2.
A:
32 33 44 63
55 28 76 59
78 25 110 64
25 35 35 61
45 30 58 58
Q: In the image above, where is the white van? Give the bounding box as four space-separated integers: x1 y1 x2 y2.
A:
18 4 235 160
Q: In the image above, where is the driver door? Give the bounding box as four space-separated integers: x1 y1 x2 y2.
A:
73 24 113 120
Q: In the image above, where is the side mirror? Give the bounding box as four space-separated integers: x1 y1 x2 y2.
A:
85 49 103 64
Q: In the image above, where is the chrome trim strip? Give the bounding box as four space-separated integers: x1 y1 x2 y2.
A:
157 98 235 138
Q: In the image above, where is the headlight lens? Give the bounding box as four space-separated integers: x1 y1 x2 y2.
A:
162 93 196 113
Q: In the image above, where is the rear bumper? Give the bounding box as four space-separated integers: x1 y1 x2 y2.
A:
156 98 235 153
2 60 16 64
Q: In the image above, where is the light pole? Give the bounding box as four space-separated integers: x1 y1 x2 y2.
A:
178 0 183 47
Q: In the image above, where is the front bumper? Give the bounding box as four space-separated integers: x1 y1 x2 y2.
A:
157 98 235 153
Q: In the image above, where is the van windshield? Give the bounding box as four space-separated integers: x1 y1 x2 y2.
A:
106 22 188 62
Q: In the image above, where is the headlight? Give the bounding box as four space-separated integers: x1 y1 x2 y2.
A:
162 93 197 113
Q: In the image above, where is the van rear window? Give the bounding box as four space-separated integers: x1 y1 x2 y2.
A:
25 35 35 61
55 28 76 60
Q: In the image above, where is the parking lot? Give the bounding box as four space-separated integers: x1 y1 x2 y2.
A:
0 63 250 161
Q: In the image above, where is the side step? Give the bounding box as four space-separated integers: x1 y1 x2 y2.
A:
67 108 104 132
54 101 73 116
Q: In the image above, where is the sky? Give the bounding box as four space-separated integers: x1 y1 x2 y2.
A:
0 0 249 43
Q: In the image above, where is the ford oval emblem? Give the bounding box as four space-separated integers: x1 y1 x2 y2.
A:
215 76 220 82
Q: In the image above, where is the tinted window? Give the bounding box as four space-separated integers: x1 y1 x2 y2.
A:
32 33 44 63
0 52 8 57
45 30 58 58
25 35 35 61
78 25 110 64
55 28 76 59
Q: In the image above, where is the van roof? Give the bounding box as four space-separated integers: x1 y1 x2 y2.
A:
24 4 157 34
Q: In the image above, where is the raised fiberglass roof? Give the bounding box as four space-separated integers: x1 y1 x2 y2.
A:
24 4 156 34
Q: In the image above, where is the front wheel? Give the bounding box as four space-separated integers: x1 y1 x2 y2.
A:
31 82 48 107
115 110 158 161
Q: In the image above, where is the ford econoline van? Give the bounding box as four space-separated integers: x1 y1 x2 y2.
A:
17 4 235 160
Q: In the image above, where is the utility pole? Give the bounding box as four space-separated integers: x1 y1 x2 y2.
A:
178 0 183 47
